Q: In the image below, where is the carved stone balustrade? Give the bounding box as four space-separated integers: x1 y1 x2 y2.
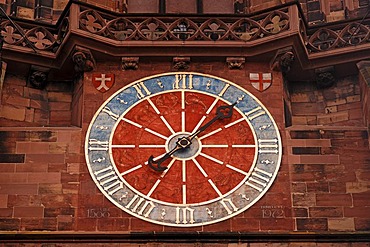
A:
0 1 368 80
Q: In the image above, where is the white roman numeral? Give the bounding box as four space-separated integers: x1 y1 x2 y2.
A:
245 167 273 192
245 106 266 121
125 194 156 218
218 83 230 96
133 81 151 99
88 139 109 151
258 139 279 154
220 198 239 215
173 74 193 89
176 206 195 224
102 106 119 120
94 166 123 195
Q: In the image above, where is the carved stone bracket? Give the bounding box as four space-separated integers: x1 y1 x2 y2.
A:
357 60 370 87
315 66 336 89
270 47 295 74
72 46 95 73
121 57 139 70
226 57 245 70
173 57 190 70
27 65 49 89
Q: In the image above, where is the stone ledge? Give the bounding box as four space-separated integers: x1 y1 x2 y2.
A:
286 125 368 131
0 231 370 243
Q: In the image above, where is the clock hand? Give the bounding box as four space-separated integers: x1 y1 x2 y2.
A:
148 102 236 172
188 102 237 141
148 137 190 171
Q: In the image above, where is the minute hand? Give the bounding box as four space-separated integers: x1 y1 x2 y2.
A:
188 102 236 140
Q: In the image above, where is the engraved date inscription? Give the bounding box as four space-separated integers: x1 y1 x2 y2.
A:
87 208 111 218
261 205 284 218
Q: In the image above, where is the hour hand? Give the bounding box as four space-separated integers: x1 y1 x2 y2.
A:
147 141 186 171
148 155 168 172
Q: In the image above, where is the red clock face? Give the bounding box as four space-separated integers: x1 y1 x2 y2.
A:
86 72 282 227
111 91 256 205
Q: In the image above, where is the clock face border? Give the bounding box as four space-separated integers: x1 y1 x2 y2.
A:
85 72 282 227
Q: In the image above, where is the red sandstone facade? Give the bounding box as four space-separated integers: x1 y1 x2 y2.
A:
0 0 369 246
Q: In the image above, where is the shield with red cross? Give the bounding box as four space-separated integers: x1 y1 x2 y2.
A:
249 72 272 92
92 73 115 93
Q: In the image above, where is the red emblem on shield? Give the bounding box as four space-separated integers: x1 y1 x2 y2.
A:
250 73 272 92
92 74 115 93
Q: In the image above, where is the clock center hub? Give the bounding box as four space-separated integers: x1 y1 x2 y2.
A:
166 132 202 160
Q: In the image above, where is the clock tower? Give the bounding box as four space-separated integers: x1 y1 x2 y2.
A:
0 0 369 245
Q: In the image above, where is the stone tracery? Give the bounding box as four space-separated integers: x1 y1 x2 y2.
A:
0 3 368 55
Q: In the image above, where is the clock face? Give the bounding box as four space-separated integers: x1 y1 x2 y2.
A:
85 72 282 227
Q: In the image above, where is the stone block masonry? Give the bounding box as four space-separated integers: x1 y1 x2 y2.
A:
0 59 369 245
0 128 82 231
290 76 364 126
287 69 370 233
289 127 370 232
0 74 74 127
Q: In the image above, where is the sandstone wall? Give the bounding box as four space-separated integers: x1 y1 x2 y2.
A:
0 59 368 245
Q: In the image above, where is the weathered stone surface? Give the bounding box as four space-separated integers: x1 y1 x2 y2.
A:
328 218 355 231
1 105 26 121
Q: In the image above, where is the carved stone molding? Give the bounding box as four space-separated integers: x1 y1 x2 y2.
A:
307 22 370 53
315 66 335 89
226 57 245 70
121 57 139 70
270 47 294 74
28 65 49 89
72 46 95 73
173 57 190 70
